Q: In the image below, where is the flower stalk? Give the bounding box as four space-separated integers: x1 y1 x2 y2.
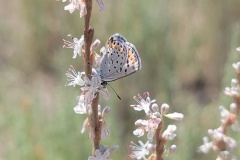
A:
155 121 165 160
82 0 101 154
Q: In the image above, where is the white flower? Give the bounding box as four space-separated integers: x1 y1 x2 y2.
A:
130 92 156 114
62 0 87 17
133 128 145 137
224 79 240 97
164 112 184 121
74 95 89 114
81 70 109 105
129 141 150 160
198 137 213 154
65 65 85 87
88 148 111 160
63 34 84 58
162 125 177 140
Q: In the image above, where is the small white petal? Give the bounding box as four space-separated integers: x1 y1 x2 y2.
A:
165 112 184 120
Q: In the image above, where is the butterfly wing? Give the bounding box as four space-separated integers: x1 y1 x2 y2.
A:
99 34 128 81
99 34 141 82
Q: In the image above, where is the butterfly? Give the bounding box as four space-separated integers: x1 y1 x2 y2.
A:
98 33 142 86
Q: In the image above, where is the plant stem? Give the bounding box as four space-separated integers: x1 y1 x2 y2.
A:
83 0 101 154
155 121 166 160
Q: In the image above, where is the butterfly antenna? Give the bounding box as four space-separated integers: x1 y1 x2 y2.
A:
108 83 121 100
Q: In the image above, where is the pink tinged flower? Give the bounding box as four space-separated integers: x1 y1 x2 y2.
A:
65 65 85 87
146 116 161 142
164 112 184 121
96 0 104 11
198 137 213 154
63 34 84 58
129 141 150 160
88 148 112 160
133 117 161 142
130 92 156 114
162 125 177 141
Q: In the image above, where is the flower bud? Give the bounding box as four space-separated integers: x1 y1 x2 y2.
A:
160 103 169 115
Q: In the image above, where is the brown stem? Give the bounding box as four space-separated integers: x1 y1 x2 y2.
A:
92 93 101 151
84 0 94 78
83 0 101 155
155 121 166 160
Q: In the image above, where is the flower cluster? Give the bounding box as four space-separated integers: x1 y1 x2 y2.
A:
198 47 240 159
129 92 184 159
58 0 105 17
64 35 109 105
62 33 117 159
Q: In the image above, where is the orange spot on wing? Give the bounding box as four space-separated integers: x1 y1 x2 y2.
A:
128 50 135 63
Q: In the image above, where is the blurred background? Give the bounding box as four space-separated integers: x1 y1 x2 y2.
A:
1 0 240 159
